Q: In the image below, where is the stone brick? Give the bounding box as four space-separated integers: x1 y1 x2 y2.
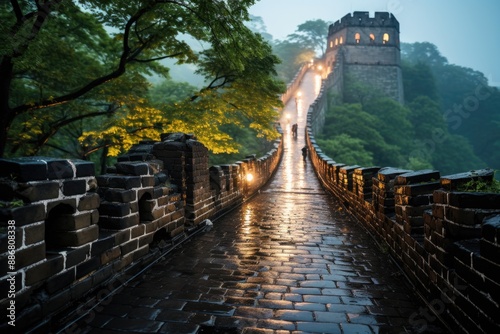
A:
78 193 100 211
25 254 64 286
99 214 139 230
480 239 500 265
99 202 131 217
120 239 138 256
448 192 500 209
97 175 142 189
482 215 500 243
115 161 155 176
45 268 76 294
65 245 90 269
91 235 116 257
62 179 87 196
24 222 45 246
9 180 60 203
73 160 95 177
76 256 101 279
0 203 46 227
15 242 45 270
440 169 494 191
47 159 75 179
100 246 121 265
103 189 136 203
48 224 99 247
142 175 155 187
52 211 92 231
0 157 48 182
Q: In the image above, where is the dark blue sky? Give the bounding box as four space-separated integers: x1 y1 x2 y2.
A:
250 0 500 86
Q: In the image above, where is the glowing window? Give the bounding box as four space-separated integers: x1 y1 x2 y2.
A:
339 36 343 44
335 38 338 46
369 34 375 42
355 33 360 43
330 40 333 48
383 33 390 44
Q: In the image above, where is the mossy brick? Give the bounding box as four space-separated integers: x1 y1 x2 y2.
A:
48 224 99 247
103 189 136 203
99 213 139 230
99 202 131 217
52 212 92 231
23 222 44 246
15 242 46 270
62 179 87 196
96 175 141 189
76 256 101 279
45 268 76 294
441 169 494 191
66 244 90 268
73 160 95 177
25 254 64 285
78 193 100 211
90 235 115 257
0 203 45 227
0 157 48 181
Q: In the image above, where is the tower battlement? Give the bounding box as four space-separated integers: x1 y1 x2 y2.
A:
328 11 400 36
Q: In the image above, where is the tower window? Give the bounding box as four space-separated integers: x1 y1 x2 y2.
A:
335 38 338 46
355 33 360 44
369 34 375 43
383 33 390 44
330 40 333 48
339 36 343 44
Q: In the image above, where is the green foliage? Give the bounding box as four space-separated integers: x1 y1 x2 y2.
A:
402 42 499 172
458 176 500 193
0 199 24 208
0 0 285 163
317 135 373 166
272 40 315 83
287 19 330 57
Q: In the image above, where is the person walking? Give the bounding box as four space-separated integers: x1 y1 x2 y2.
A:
302 146 308 161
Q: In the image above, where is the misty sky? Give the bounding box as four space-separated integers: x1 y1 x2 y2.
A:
250 0 500 86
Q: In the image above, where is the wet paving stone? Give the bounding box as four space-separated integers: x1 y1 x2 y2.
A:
73 72 449 333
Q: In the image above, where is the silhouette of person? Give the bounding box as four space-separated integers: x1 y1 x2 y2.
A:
292 124 298 137
302 146 308 161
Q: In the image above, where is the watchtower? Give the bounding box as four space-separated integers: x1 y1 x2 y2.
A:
325 11 404 104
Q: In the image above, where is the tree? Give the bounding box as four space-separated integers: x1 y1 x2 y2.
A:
287 19 330 57
0 0 284 158
272 40 315 82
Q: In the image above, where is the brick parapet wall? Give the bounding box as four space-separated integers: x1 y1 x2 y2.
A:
0 123 284 331
306 72 500 332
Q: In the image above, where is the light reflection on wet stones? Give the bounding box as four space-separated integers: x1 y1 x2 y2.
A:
77 71 448 334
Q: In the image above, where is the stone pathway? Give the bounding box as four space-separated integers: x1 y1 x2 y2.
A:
67 71 448 333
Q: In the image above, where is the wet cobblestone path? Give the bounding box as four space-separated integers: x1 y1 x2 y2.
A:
76 72 447 333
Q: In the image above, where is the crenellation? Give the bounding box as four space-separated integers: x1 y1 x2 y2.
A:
307 56 500 332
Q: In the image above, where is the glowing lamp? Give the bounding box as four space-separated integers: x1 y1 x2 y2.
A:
246 173 254 182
